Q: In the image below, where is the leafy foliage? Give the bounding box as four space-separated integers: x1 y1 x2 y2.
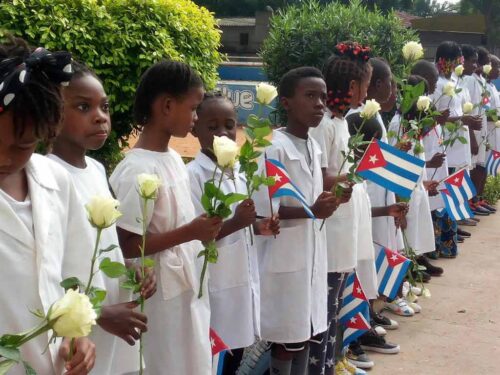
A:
0 0 222 171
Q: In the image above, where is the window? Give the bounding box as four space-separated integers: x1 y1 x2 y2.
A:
240 33 249 46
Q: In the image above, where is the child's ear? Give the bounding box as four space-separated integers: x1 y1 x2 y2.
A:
280 96 290 111
349 79 358 93
160 94 173 116
191 126 198 138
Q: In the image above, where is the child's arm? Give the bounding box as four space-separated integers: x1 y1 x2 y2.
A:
279 191 338 220
117 214 223 258
216 198 256 240
426 152 446 168
59 337 95 375
371 202 408 218
254 215 280 236
97 302 147 345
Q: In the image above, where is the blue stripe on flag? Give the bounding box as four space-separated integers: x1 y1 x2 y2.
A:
273 188 315 219
378 140 426 167
343 326 368 349
358 169 413 197
384 162 421 183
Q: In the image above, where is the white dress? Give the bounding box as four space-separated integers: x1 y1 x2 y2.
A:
388 115 435 255
486 82 500 152
47 154 140 374
253 129 328 343
110 148 211 375
187 152 260 349
0 154 97 375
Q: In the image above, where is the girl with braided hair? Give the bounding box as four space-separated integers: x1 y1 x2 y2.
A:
0 36 97 374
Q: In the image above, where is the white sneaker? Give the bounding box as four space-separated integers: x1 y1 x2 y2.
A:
385 298 415 316
408 301 422 313
374 325 387 336
402 281 422 298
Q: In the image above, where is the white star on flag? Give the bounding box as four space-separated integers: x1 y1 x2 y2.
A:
454 177 459 183
390 254 398 261
274 174 282 182
309 356 319 365
356 287 362 294
210 338 215 347
369 154 378 164
350 316 357 324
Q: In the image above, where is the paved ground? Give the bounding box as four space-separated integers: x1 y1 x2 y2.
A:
370 212 500 374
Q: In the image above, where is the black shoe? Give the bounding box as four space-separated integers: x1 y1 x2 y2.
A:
418 256 444 276
473 206 490 216
457 235 464 243
359 330 400 354
457 228 471 237
412 269 431 282
372 312 399 330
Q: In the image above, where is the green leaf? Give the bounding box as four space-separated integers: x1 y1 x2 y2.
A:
246 114 260 128
224 193 247 206
99 244 118 255
204 181 225 201
458 136 468 144
59 277 84 291
253 126 272 139
23 361 36 375
0 346 20 362
0 359 17 375
245 127 256 140
99 258 127 278
255 138 272 147
201 194 212 212
143 258 155 268
239 141 253 158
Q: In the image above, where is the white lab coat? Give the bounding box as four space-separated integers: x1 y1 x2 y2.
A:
47 154 140 374
388 115 435 255
0 154 97 375
309 112 359 272
187 152 260 349
110 148 211 375
486 82 500 152
253 129 327 343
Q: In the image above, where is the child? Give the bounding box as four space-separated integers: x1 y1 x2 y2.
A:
188 92 279 372
48 62 157 374
486 55 500 153
308 41 375 375
252 66 338 375
110 61 223 374
0 37 96 374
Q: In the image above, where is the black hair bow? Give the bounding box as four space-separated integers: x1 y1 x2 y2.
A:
0 47 72 113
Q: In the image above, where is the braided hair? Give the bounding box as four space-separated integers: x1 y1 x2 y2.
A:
197 90 234 116
0 35 68 142
323 41 372 114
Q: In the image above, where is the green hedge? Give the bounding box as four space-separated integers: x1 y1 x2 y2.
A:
0 0 222 170
261 0 418 86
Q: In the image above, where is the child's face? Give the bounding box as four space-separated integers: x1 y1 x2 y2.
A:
350 68 372 109
463 54 478 76
60 74 111 151
164 86 204 138
281 77 326 128
0 112 38 182
381 79 397 113
193 98 237 153
373 70 393 104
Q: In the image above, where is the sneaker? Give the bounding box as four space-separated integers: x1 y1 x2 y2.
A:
347 342 374 369
402 281 422 297
372 312 399 330
374 325 387 336
417 256 444 276
457 235 464 243
457 228 471 237
359 330 400 354
385 298 415 316
407 301 422 313
355 368 367 375
335 360 351 375
472 205 490 216
342 357 358 374
411 269 431 282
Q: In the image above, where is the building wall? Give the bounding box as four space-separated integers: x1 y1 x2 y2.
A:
418 30 486 60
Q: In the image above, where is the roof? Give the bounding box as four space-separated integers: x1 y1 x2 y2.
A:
411 14 486 33
395 11 421 28
218 17 256 27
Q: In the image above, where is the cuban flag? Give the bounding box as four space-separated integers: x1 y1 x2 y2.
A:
210 328 229 375
339 272 370 324
265 158 315 219
440 188 474 221
375 246 411 300
342 311 371 349
444 168 477 204
355 139 426 198
486 150 500 176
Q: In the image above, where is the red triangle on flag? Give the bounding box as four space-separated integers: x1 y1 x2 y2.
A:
384 248 408 267
265 159 289 197
445 169 464 187
346 312 371 330
210 328 229 356
441 188 451 196
356 139 387 173
492 150 500 160
352 275 367 301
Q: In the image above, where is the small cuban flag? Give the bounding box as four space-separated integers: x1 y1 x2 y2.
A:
210 328 229 375
342 311 371 349
355 139 426 198
486 150 500 177
339 272 370 324
265 158 316 219
443 168 477 204
375 246 411 300
440 188 474 221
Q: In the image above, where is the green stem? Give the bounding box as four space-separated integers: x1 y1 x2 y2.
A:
15 322 51 348
84 228 103 295
198 251 209 299
139 197 148 375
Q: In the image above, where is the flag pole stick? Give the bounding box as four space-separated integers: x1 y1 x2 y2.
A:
264 152 277 239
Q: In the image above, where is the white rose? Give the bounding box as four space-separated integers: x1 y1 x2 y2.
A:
137 174 162 200
49 289 97 338
256 82 278 105
360 99 381 119
421 287 431 298
462 101 474 114
402 41 424 61
495 120 500 128
483 64 492 75
213 135 239 168
85 195 122 229
443 82 456 97
454 64 464 77
416 96 431 112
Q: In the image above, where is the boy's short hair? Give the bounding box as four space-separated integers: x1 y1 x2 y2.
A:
369 57 391 87
197 90 234 116
278 66 323 98
461 44 477 60
346 112 383 141
435 41 462 61
477 47 490 66
411 60 438 83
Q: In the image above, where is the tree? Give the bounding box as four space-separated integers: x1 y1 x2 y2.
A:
459 0 500 52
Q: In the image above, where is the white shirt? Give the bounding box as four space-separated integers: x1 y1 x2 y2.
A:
47 154 139 374
463 73 488 165
486 82 500 151
110 148 211 375
187 152 260 349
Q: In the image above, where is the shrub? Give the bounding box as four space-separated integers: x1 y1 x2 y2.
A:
483 175 500 203
261 0 418 87
0 0 222 171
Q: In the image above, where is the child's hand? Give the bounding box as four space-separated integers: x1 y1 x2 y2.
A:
98 302 148 345
190 214 223 242
463 115 482 131
234 199 257 227
426 152 446 168
338 182 354 204
137 266 157 300
60 337 95 375
387 202 408 218
395 215 407 230
312 191 339 219
470 133 479 155
423 180 439 196
436 109 450 124
255 214 280 236
396 141 412 152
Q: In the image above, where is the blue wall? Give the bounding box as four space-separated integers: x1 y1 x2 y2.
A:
218 64 268 82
